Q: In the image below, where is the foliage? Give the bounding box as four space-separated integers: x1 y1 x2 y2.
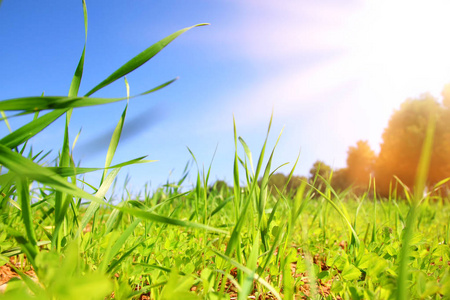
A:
259 173 306 196
375 93 450 196
308 160 332 196
331 167 350 192
346 140 376 193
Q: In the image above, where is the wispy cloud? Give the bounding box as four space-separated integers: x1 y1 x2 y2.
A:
206 0 362 61
202 0 450 125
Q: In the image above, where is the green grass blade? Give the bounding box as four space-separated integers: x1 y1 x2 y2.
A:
259 127 283 214
282 150 301 193
0 144 100 202
48 156 154 177
84 24 208 96
208 197 232 219
71 127 82 152
102 101 128 182
238 137 254 175
68 0 87 96
106 239 145 274
102 77 130 183
0 79 176 112
239 231 260 300
0 78 175 150
0 256 45 297
232 116 241 218
1 226 39 270
100 218 141 273
306 177 360 247
211 250 281 300
260 222 285 275
396 113 436 300
15 177 39 257
118 205 228 235
225 195 252 256
77 168 122 236
0 111 12 133
0 109 66 148
68 46 86 98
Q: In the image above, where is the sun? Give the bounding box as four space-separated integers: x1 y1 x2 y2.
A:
348 0 450 100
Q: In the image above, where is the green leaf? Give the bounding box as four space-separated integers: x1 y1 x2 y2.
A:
85 24 208 96
342 264 361 281
160 269 200 300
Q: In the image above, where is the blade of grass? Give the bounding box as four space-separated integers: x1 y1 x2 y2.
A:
85 24 208 96
0 111 12 133
0 256 45 297
306 177 360 247
68 0 87 98
101 77 130 184
106 239 146 274
396 113 436 300
15 177 39 260
232 116 241 219
239 231 260 300
77 168 122 237
48 156 155 177
0 109 67 148
0 80 177 112
212 250 281 300
0 144 101 202
99 217 141 273
0 78 175 149
238 137 254 175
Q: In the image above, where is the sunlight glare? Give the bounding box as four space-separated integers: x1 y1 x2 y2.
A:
352 0 450 99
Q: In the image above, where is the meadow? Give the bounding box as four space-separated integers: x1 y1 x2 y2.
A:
1 2 450 299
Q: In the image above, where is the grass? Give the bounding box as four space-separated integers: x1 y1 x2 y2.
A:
1 1 450 299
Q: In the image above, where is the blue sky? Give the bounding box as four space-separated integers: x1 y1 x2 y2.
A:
2 0 450 194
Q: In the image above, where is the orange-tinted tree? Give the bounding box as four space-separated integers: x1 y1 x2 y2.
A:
375 92 450 197
346 140 376 194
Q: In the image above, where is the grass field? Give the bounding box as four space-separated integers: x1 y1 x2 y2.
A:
1 143 450 299
1 2 450 299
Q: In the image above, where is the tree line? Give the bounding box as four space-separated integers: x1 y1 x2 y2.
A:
293 85 450 198
213 84 450 198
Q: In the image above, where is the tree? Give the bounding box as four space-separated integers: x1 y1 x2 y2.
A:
442 83 450 108
375 92 450 197
309 161 332 195
346 140 376 194
331 168 351 192
263 173 307 196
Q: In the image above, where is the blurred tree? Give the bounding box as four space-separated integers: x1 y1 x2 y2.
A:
309 161 332 195
442 83 450 108
263 173 307 196
331 168 350 192
287 175 308 194
309 161 332 181
346 140 376 194
213 180 231 192
375 92 450 197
